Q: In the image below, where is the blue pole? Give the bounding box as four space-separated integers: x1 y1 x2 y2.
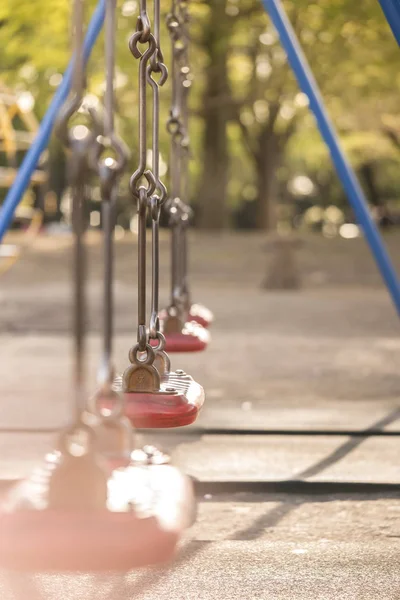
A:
378 0 400 45
261 0 400 317
0 0 106 243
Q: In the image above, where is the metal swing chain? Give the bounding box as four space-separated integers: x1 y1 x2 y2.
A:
74 0 135 468
176 0 193 313
128 0 158 359
147 0 168 350
93 0 128 395
166 0 192 315
51 0 109 510
56 0 96 424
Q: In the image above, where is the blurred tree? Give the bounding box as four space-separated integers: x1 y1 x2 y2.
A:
192 0 232 229
227 0 400 230
0 0 400 232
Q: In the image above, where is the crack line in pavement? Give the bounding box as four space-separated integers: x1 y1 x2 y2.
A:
295 407 400 480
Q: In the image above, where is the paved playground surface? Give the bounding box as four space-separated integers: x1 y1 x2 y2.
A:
0 231 399 599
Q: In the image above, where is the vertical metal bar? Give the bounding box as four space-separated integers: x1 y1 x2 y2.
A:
138 190 147 333
168 11 184 307
102 187 115 369
261 0 400 317
72 182 86 420
71 0 87 420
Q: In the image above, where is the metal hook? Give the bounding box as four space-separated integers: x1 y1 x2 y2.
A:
129 30 157 60
129 169 157 198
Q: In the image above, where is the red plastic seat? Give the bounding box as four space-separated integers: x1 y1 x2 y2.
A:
0 456 194 572
159 305 213 330
152 321 210 353
188 303 214 328
113 372 205 428
0 510 178 572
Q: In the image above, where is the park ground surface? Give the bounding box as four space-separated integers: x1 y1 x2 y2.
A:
0 230 399 599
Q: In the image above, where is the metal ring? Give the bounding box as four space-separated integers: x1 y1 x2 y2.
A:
129 343 155 365
136 12 151 44
149 329 166 351
147 60 168 87
128 30 156 60
91 388 124 420
130 169 157 198
57 422 96 457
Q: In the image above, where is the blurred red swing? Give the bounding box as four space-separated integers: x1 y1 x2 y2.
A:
0 0 196 573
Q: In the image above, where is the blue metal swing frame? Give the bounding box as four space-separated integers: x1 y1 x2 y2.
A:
261 0 400 317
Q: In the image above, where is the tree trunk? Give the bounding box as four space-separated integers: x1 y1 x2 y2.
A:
359 161 392 228
359 162 381 208
255 128 282 231
196 0 230 229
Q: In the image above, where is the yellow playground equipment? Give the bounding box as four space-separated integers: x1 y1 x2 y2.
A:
0 86 46 275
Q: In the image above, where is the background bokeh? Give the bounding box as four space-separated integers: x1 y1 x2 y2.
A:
1 0 400 236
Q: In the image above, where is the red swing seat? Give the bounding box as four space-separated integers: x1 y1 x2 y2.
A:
188 303 214 328
0 453 194 572
152 320 210 353
113 371 205 428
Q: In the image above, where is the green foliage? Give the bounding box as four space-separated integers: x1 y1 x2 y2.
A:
1 0 400 224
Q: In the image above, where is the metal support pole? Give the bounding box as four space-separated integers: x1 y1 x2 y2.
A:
378 0 400 45
261 0 400 317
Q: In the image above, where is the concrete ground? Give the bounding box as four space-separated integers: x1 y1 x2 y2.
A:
0 231 399 599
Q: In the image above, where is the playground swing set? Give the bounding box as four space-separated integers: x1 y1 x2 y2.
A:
0 0 399 573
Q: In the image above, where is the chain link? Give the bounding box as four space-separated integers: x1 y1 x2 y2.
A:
128 0 168 357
